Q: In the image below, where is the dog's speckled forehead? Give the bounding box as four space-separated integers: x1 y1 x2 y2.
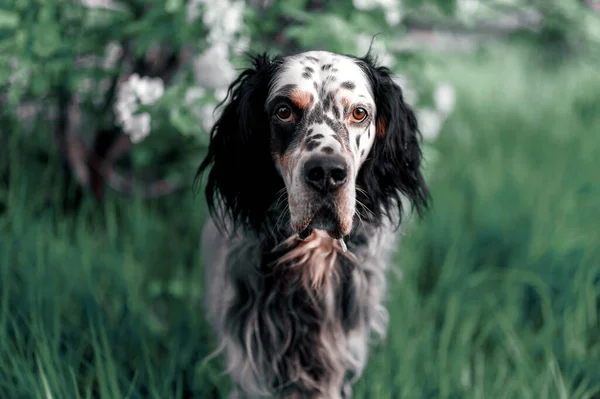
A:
267 51 374 112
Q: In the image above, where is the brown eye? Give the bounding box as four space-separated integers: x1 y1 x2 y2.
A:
276 106 293 122
351 107 367 122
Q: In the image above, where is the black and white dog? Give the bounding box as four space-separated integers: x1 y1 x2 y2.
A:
197 50 430 398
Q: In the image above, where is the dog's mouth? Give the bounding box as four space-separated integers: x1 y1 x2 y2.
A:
297 205 344 240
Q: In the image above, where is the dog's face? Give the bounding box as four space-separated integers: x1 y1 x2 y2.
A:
197 50 429 238
267 52 376 238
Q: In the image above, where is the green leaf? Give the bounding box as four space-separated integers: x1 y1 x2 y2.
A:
0 64 11 86
14 29 27 50
435 0 456 16
30 74 50 97
131 147 153 168
279 0 309 18
15 0 31 11
31 23 61 58
169 108 199 136
0 37 15 54
0 10 20 29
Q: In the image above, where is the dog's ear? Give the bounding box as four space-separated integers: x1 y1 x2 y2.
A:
357 55 430 227
196 53 283 235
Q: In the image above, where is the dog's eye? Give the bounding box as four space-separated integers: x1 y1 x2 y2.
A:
351 107 367 122
275 106 294 122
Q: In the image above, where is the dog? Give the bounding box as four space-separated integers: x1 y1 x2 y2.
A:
196 50 430 398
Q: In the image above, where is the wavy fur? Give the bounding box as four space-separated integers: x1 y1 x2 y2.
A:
197 50 430 398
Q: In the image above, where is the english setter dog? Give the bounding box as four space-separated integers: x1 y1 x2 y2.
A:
197 50 430 398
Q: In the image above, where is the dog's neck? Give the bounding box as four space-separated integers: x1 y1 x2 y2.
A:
249 201 370 291
220 199 388 397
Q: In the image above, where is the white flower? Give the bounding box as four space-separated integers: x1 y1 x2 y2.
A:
114 74 164 142
222 1 245 38
198 0 245 43
433 83 456 116
125 112 151 143
184 86 207 106
235 35 251 53
135 76 165 105
186 0 202 22
215 88 228 102
417 108 443 142
353 0 377 10
385 8 402 26
193 42 236 89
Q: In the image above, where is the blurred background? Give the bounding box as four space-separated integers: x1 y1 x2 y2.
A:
1 0 600 397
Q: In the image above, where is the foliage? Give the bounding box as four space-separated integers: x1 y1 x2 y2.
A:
2 0 598 199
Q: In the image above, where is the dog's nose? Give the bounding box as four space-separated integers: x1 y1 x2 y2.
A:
303 155 348 193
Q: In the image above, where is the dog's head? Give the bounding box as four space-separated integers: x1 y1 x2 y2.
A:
197 50 429 238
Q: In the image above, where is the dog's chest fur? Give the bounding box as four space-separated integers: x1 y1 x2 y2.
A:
203 218 397 398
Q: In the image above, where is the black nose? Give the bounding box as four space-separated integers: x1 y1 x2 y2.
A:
303 155 348 193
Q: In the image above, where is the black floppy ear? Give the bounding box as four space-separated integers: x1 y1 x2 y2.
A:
357 55 431 227
196 53 283 234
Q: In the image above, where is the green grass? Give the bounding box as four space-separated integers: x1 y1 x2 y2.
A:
2 44 600 398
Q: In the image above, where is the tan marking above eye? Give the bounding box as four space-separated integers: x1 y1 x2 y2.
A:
350 107 368 123
289 89 314 110
276 105 294 122
341 96 350 109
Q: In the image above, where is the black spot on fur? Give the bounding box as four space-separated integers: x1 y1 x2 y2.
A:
355 135 361 148
307 128 314 135
361 149 365 157
323 115 349 142
304 66 314 74
306 56 319 63
331 68 338 73
323 92 332 112
311 133 324 140
318 84 327 99
340 81 356 91
302 71 312 79
325 76 336 86
332 104 340 119
322 146 334 154
321 64 332 71
306 139 320 151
